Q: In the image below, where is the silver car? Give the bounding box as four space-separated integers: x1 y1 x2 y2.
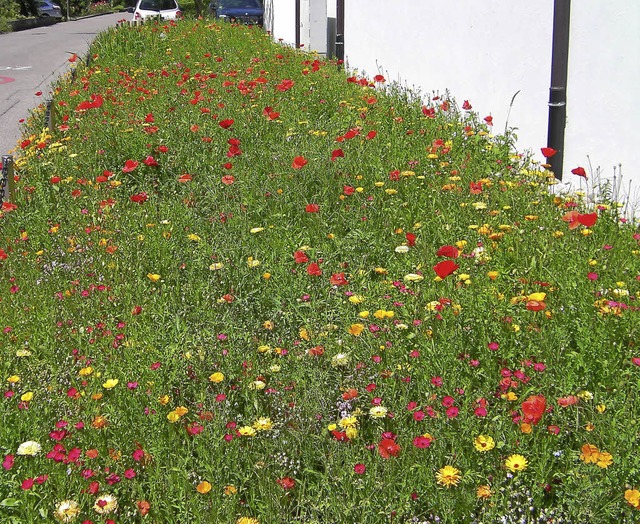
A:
37 0 63 18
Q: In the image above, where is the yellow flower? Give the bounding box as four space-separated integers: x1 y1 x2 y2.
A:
247 256 261 268
262 320 274 330
236 518 260 524
345 427 359 439
339 416 358 428
102 379 118 389
373 309 394 319
187 233 201 242
348 323 365 336
625 489 640 510
209 262 224 270
209 372 224 383
21 391 34 402
7 375 20 384
404 273 424 282
238 426 257 437
348 295 364 304
196 481 212 494
476 485 492 499
54 499 81 523
158 395 170 405
79 366 93 376
487 270 499 280
175 406 188 417
473 435 495 452
250 227 264 233
224 484 238 496
252 417 273 431
167 411 180 423
147 273 161 282
436 465 462 487
358 310 370 318
505 454 528 473
520 423 532 434
374 267 388 275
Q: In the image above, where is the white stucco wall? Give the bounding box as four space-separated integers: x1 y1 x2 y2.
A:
264 0 297 46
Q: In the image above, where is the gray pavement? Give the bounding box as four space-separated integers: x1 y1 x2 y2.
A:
0 13 126 157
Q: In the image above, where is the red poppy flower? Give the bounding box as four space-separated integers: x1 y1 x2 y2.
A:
436 245 459 258
330 430 349 442
406 232 416 247
221 175 235 185
122 159 139 173
422 106 436 118
330 272 348 286
433 260 459 279
50 176 61 184
331 148 344 162
177 174 192 183
145 113 154 123
373 74 386 83
343 185 355 196
276 477 295 490
143 156 159 167
462 100 472 110
521 395 546 425
557 395 578 407
219 119 234 129
484 115 493 125
366 130 377 140
577 212 597 227
308 345 325 357
130 192 148 204
68 53 77 63
526 300 546 312
0 249 8 260
292 156 308 169
293 251 309 264
342 388 358 401
307 262 322 276
276 79 295 92
305 203 319 213
571 166 587 178
541 147 557 158
378 438 400 459
2 202 17 212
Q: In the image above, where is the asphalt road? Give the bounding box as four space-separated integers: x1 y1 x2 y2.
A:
0 13 126 157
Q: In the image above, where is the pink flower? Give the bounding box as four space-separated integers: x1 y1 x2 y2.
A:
3 454 14 470
354 463 366 474
412 435 432 448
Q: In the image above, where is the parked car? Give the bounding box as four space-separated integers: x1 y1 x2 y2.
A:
37 0 63 19
208 0 263 26
132 0 181 21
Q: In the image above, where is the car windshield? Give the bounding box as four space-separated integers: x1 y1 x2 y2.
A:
215 0 261 8
139 0 177 10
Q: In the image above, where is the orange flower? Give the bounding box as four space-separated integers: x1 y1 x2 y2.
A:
196 481 212 494
579 443 599 464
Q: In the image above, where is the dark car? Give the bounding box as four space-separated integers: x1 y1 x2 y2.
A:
208 0 263 26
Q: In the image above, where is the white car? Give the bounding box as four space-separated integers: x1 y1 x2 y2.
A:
37 0 63 18
132 0 181 21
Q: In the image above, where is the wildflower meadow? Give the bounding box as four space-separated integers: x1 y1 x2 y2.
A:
1 17 640 524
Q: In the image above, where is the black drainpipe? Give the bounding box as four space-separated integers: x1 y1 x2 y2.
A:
336 0 344 61
546 0 571 180
295 0 301 48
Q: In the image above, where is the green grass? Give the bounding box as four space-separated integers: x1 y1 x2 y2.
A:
1 18 640 524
